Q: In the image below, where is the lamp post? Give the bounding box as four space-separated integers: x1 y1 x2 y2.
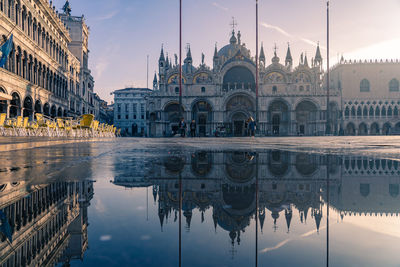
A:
255 0 259 133
326 1 331 135
179 0 183 119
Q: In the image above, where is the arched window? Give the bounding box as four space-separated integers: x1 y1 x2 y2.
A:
201 87 205 93
369 106 374 117
360 79 370 92
357 106 362 117
363 106 368 117
351 106 356 117
382 106 386 116
375 106 380 117
395 106 399 117
360 184 370 197
272 85 277 93
175 87 179 94
389 184 399 198
388 106 393 116
389 79 399 92
345 106 350 118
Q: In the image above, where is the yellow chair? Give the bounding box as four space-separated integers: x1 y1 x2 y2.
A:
73 114 94 138
0 113 6 136
35 113 57 137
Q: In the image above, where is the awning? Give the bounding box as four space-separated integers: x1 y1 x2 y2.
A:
0 92 12 101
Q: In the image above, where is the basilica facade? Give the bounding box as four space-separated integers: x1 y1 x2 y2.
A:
148 29 341 137
148 28 400 137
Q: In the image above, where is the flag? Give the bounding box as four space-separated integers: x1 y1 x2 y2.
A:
0 210 12 243
0 34 13 68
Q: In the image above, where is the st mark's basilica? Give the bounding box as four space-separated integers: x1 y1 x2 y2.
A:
147 26 400 137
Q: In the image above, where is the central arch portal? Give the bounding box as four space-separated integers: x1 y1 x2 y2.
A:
225 94 255 136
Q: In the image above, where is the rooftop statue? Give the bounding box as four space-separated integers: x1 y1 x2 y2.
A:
63 0 72 16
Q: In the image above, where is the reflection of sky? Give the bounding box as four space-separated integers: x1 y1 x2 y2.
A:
57 148 400 267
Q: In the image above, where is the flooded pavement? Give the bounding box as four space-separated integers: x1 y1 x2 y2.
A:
0 138 400 266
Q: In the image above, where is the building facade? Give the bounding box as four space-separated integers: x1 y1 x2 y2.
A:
148 29 340 137
330 59 400 135
113 87 152 136
0 0 103 121
148 27 400 137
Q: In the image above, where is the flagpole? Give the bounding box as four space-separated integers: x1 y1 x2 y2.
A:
326 1 330 135
255 0 259 133
179 0 183 119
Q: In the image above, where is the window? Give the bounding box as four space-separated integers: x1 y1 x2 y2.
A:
389 79 399 92
117 104 121 113
125 103 129 113
272 86 277 93
201 87 206 93
126 114 129 119
360 79 370 92
175 87 179 94
117 115 121 120
299 85 304 91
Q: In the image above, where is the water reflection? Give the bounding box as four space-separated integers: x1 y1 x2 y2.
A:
111 150 400 266
0 180 94 266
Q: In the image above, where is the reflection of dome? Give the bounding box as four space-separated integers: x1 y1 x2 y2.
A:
225 152 255 183
164 155 185 174
268 151 289 176
222 186 255 211
191 152 212 177
295 154 317 176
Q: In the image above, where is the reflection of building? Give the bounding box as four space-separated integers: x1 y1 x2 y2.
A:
111 150 400 247
0 180 94 266
148 26 340 137
113 88 152 136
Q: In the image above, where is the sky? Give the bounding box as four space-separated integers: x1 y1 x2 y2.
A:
52 0 400 103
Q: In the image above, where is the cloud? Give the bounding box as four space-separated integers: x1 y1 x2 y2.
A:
261 22 326 50
260 226 326 254
343 38 400 62
93 10 119 21
100 235 112 241
212 2 228 12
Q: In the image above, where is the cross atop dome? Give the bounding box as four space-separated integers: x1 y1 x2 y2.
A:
230 17 237 32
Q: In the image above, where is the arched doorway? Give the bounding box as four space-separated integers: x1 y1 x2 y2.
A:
57 107 63 117
10 92 21 118
149 112 157 137
50 105 57 118
231 112 247 136
223 66 255 91
43 103 50 116
268 100 289 136
358 123 368 135
370 123 380 135
345 123 356 135
0 88 7 114
23 96 33 119
192 101 212 137
164 103 184 135
132 123 138 136
226 94 255 136
296 101 318 135
34 100 42 114
382 123 391 135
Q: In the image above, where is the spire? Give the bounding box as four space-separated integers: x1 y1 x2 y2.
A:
315 42 322 64
259 43 265 64
159 45 165 62
212 211 218 232
285 209 293 233
314 209 322 232
184 210 192 231
186 46 192 61
214 43 218 58
271 44 280 64
285 43 293 67
237 31 241 45
152 186 157 203
259 208 266 233
271 211 279 232
304 53 309 67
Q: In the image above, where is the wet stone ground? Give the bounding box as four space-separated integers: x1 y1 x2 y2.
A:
0 137 400 267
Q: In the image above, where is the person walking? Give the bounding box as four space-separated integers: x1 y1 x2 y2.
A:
249 117 256 137
190 120 196 137
179 118 186 137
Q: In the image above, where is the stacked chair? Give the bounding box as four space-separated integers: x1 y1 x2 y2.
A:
0 112 119 138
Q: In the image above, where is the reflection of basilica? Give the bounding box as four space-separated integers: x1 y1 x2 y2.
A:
0 180 94 266
111 150 400 246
